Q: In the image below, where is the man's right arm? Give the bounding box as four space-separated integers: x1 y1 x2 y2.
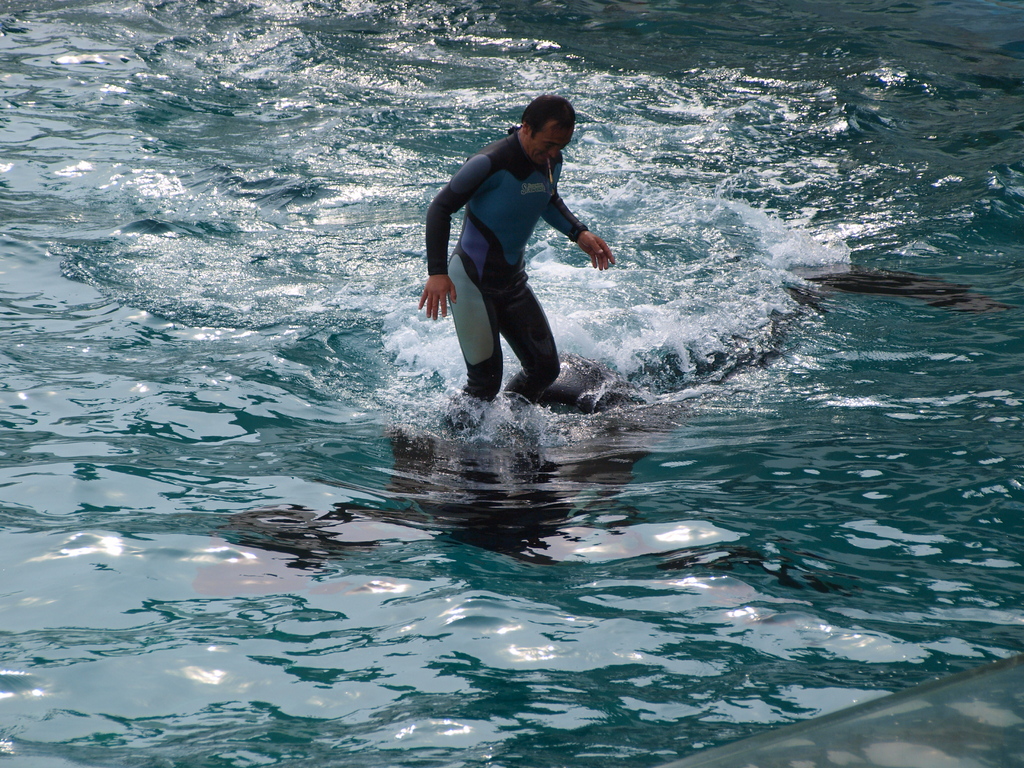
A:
418 273 456 320
421 154 492 320
424 153 492 275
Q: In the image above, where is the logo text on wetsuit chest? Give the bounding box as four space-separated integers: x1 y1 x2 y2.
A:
521 182 547 195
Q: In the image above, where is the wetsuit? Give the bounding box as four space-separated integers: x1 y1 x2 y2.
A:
426 128 590 401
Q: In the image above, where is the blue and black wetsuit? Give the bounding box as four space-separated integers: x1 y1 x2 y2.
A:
426 128 590 401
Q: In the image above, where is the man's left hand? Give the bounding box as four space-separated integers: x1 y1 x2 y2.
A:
578 231 615 271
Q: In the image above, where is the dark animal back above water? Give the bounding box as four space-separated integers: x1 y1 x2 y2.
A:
537 352 642 413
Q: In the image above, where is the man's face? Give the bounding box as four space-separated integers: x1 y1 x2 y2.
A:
519 120 574 166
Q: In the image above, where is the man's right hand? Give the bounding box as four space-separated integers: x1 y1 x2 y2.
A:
418 274 457 320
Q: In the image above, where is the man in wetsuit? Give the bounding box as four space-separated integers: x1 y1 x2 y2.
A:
419 95 614 403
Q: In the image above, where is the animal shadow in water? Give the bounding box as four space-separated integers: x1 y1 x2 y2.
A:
658 544 854 594
381 423 650 564
215 503 425 571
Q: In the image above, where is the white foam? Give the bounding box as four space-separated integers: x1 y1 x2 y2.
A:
383 185 850 402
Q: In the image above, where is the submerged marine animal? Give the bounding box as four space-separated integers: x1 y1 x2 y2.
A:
792 266 1011 313
219 267 1006 583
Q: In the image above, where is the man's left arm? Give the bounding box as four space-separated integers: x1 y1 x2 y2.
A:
542 195 615 271
577 230 615 271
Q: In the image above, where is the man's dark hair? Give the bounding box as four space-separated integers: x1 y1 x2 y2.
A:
521 95 576 132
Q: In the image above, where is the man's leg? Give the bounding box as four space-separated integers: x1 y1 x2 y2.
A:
498 278 560 402
448 254 503 401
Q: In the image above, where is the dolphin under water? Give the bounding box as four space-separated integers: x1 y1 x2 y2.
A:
790 266 1011 313
216 267 1007 579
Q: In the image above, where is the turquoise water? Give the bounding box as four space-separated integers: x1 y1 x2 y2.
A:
2 1 1023 765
